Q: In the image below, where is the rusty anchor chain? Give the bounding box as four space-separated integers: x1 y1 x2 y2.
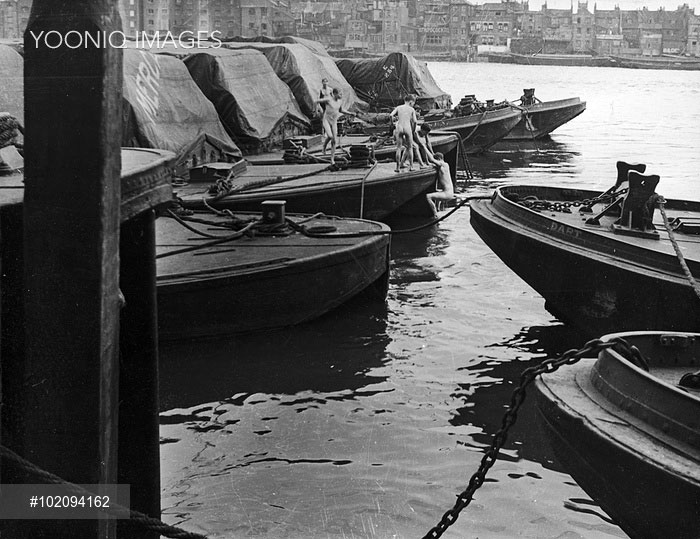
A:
513 188 629 213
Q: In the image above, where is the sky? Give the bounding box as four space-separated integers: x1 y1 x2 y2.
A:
527 0 699 12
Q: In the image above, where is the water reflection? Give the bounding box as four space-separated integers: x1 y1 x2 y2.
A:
159 294 391 412
383 220 452 288
448 322 590 474
385 219 451 260
468 138 579 181
500 322 591 357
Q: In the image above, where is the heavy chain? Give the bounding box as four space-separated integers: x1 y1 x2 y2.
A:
518 188 628 213
423 336 640 539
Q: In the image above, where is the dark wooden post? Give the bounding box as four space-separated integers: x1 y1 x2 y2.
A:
19 0 122 537
118 210 161 539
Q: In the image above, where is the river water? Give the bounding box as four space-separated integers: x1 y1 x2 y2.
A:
159 63 700 538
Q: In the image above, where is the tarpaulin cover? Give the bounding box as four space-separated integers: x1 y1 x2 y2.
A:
122 48 241 166
0 45 24 124
221 39 366 119
228 35 328 56
335 53 452 112
182 48 309 145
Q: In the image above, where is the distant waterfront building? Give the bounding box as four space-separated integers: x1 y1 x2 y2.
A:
419 0 450 55
448 0 476 58
689 12 700 55
660 5 692 53
571 1 594 52
344 0 408 54
0 0 31 39
472 1 517 50
595 32 626 55
541 6 573 53
1 0 699 58
640 31 663 55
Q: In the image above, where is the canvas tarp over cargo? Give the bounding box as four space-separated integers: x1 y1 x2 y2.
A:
221 40 366 119
335 53 452 112
122 48 241 171
182 48 310 151
0 45 24 124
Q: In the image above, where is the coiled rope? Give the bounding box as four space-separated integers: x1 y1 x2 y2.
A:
156 209 259 259
206 164 335 202
0 444 206 539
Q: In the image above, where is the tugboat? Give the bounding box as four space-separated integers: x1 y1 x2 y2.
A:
534 331 700 539
502 88 586 141
469 161 700 336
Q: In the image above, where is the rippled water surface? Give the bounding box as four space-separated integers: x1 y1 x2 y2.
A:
159 63 700 538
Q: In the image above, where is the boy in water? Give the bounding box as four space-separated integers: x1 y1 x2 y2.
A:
390 94 418 172
318 88 355 165
425 152 455 217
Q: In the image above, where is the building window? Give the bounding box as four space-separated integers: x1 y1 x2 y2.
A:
249 8 255 15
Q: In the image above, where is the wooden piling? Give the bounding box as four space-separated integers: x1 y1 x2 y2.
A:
118 210 161 539
18 0 123 536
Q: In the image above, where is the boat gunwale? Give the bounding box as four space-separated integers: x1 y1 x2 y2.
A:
585 331 700 450
156 217 391 285
534 362 700 539
425 106 523 129
536 361 700 478
524 97 585 111
475 184 700 279
179 165 439 204
157 236 389 288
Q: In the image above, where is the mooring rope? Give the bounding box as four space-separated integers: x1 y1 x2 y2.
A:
156 210 259 259
160 192 490 259
286 194 491 238
205 164 335 204
507 101 538 146
0 444 207 539
434 130 473 179
358 162 378 218
658 199 700 301
453 110 488 147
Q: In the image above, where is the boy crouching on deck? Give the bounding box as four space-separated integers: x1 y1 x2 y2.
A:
425 152 455 217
